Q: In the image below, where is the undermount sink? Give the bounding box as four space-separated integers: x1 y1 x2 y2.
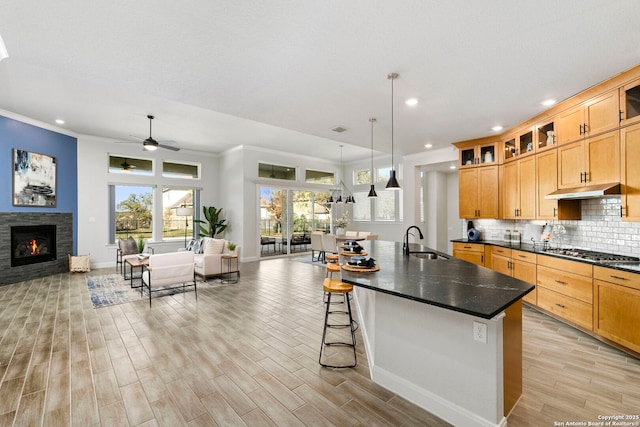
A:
410 252 449 260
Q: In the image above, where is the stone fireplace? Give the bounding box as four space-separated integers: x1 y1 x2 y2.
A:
0 212 72 286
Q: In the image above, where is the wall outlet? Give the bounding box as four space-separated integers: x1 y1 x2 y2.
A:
473 321 487 343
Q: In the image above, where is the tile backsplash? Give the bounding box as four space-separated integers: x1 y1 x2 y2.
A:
463 197 640 257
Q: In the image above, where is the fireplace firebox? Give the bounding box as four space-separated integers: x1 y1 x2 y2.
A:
11 224 57 267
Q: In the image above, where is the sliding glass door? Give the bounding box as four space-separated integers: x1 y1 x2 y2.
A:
259 187 331 257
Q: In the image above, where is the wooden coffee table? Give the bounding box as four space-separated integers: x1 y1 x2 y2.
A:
124 255 149 288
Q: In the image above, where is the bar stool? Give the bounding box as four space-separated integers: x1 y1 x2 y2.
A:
324 253 339 263
319 278 357 368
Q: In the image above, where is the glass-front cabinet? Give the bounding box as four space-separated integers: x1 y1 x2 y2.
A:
456 139 498 168
621 77 640 127
536 120 555 151
503 134 517 162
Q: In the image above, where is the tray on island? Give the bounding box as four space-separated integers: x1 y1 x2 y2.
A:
342 264 380 272
340 251 368 257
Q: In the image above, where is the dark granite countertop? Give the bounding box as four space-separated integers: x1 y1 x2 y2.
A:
452 239 640 274
340 240 534 320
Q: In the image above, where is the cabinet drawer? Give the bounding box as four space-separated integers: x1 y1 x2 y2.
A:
537 265 593 303
512 250 536 263
594 266 640 291
491 246 512 257
538 287 593 330
537 254 593 277
453 242 484 253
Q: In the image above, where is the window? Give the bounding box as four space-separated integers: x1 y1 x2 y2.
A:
352 192 371 221
162 161 199 179
305 169 334 185
109 155 153 176
258 163 296 180
376 166 391 183
375 189 402 221
162 188 194 240
112 185 153 242
353 169 371 185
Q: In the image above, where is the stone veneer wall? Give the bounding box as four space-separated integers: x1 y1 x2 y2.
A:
0 212 73 286
462 197 640 257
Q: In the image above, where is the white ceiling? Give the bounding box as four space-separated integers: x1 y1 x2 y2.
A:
1 0 640 162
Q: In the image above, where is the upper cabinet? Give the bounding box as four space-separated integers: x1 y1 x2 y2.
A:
502 156 536 219
555 90 620 145
458 140 498 168
459 166 499 219
620 77 640 127
557 130 620 189
621 122 640 221
535 120 556 152
503 128 535 162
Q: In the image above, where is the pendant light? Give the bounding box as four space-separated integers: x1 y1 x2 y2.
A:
336 145 344 203
386 72 401 189
368 118 378 198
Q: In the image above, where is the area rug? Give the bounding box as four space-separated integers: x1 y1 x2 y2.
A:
86 274 144 308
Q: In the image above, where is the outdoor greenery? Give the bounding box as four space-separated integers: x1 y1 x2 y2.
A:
115 192 153 240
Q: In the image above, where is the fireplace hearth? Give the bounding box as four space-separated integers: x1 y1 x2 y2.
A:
11 224 57 267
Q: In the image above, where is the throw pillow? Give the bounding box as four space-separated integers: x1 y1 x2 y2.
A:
120 237 138 255
204 238 225 254
193 238 202 254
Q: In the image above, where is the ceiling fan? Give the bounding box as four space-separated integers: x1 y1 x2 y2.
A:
120 158 136 172
116 115 180 152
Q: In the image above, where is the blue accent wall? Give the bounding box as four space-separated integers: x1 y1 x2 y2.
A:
0 115 78 254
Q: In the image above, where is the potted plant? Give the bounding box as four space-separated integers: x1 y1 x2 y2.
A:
195 206 228 238
137 238 146 253
227 241 237 254
334 211 349 235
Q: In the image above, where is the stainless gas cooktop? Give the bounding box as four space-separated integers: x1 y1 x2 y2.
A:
542 248 639 263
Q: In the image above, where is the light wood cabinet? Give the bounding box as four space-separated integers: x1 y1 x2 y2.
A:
452 242 485 266
620 77 640 127
621 122 640 221
557 130 620 189
502 156 536 220
458 140 498 168
458 165 499 218
490 248 537 305
593 266 640 354
536 255 593 330
556 90 620 145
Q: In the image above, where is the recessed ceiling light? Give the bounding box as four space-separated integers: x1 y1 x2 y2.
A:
449 165 456 170
492 125 503 132
541 99 556 107
405 98 418 106
424 143 433 149
55 119 65 125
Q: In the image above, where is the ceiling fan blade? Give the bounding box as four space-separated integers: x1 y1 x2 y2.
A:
113 140 138 144
158 144 180 151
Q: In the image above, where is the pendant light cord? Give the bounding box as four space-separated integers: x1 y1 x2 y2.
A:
391 77 394 170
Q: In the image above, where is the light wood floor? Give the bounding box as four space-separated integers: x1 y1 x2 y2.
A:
0 257 639 426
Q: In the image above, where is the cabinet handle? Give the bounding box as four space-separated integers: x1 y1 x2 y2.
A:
620 110 624 123
481 255 484 263
579 172 584 183
583 171 588 183
610 275 629 281
579 124 583 135
555 303 566 309
553 207 557 217
555 280 568 285
583 123 588 134
464 246 472 249
517 255 527 258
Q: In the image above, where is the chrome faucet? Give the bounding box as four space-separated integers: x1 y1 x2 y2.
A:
403 225 424 255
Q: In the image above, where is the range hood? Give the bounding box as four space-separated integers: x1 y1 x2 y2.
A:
545 183 621 200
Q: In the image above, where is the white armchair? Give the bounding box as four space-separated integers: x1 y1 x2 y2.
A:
192 238 241 280
141 251 196 307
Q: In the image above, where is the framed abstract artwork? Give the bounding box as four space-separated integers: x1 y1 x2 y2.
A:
13 148 57 207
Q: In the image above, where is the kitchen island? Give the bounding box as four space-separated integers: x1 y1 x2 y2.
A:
341 240 534 427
